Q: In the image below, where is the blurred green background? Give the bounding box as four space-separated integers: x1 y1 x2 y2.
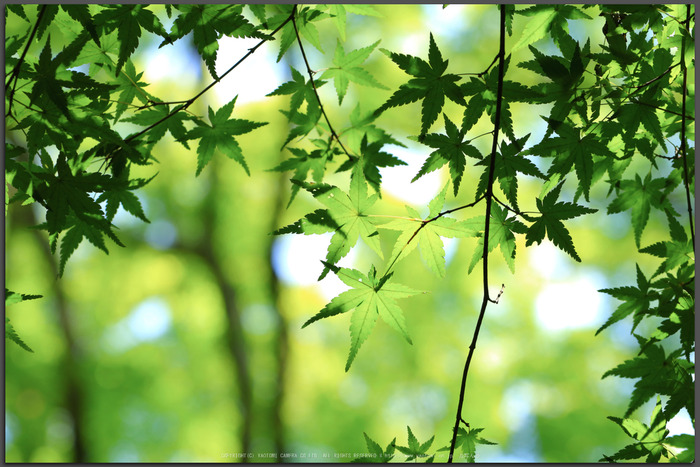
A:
5 4 693 462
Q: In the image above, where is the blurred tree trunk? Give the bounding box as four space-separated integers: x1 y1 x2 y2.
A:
267 170 289 461
7 130 88 462
9 204 88 462
200 182 254 459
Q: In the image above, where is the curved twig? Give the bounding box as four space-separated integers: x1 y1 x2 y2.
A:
5 5 47 118
121 12 295 147
291 5 356 161
382 195 486 277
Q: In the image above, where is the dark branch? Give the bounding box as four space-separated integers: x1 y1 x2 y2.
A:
448 4 507 463
121 12 295 147
679 4 695 251
291 5 356 162
492 195 536 219
5 5 47 118
457 53 499 78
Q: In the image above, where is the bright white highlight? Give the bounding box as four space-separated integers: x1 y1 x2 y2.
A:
528 241 572 280
102 297 172 353
142 40 200 85
214 37 286 106
500 380 535 429
126 298 172 340
272 233 358 300
534 277 603 332
667 411 695 436
422 5 472 39
379 145 443 206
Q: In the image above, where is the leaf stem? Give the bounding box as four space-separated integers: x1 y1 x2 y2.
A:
679 4 695 251
630 98 693 120
366 214 422 221
448 4 506 463
492 195 536 218
291 5 356 162
456 53 499 78
381 196 485 277
584 63 680 138
467 130 495 144
5 5 47 118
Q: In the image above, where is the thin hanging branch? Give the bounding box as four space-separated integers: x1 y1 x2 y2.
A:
122 12 295 146
170 167 254 459
679 4 695 251
448 4 507 463
5 5 47 118
291 5 356 162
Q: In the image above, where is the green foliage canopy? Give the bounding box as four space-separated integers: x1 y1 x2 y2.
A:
5 3 694 463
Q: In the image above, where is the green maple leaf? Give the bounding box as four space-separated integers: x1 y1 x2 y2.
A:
7 5 28 22
512 5 559 51
603 337 693 418
123 102 195 150
320 40 388 105
303 263 421 371
513 5 591 52
518 42 589 136
640 239 695 278
289 165 383 280
280 106 323 148
29 37 71 118
111 60 150 123
276 6 325 62
353 433 396 463
96 169 152 223
335 135 407 195
162 5 266 79
57 213 125 277
439 426 496 463
618 97 666 152
663 434 695 463
326 5 381 41
272 209 339 236
267 66 326 119
596 264 652 335
5 289 43 307
268 67 327 146
61 5 100 46
188 96 267 176
464 203 527 274
524 182 597 262
32 156 125 265
526 121 612 201
413 114 483 196
607 173 678 248
475 134 545 210
460 60 539 142
380 184 481 277
270 147 330 206
376 33 466 136
94 5 169 76
5 289 42 353
6 318 33 353
394 426 434 462
603 398 673 462
341 103 406 154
